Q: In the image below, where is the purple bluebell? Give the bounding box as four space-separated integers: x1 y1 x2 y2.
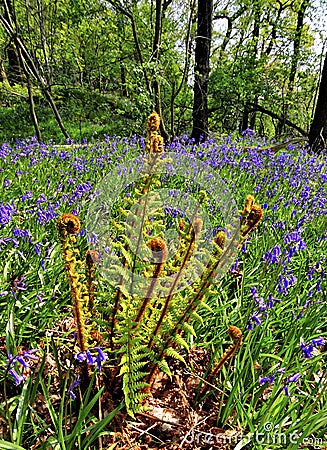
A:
7 349 39 385
263 245 281 264
75 348 108 371
311 337 325 347
300 337 325 358
9 368 25 386
259 367 285 386
288 373 301 383
300 342 314 358
283 373 301 396
241 128 255 136
94 347 108 372
68 377 81 399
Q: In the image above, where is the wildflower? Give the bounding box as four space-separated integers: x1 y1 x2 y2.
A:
75 347 108 371
259 375 276 385
34 244 41 256
259 367 285 386
11 275 27 292
9 368 25 386
247 313 262 330
0 201 16 226
288 373 301 383
21 190 33 202
283 373 301 397
263 245 281 264
37 292 44 303
300 337 325 358
7 349 39 385
312 337 325 347
68 376 81 399
75 352 87 363
94 347 108 372
241 128 255 136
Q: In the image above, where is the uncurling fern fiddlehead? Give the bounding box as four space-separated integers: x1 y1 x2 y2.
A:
57 113 264 417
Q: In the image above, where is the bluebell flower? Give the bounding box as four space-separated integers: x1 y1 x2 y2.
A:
75 351 87 363
248 313 262 329
34 244 41 256
7 349 39 385
283 373 301 396
241 128 255 136
68 376 81 399
300 342 315 358
312 337 325 347
263 245 281 264
259 375 276 385
75 348 108 371
11 275 27 292
9 368 25 386
21 190 33 202
94 347 108 372
288 373 301 383
259 367 285 386
300 337 325 358
23 349 39 361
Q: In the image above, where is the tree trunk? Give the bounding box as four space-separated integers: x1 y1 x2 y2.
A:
26 76 42 141
0 57 9 84
308 52 327 151
2 0 23 83
0 0 70 140
152 0 169 140
288 0 310 91
191 0 213 142
277 0 310 135
241 1 260 133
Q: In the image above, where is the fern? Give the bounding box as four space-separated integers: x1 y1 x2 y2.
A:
57 112 263 418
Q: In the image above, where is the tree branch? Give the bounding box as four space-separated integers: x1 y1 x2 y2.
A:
247 102 308 136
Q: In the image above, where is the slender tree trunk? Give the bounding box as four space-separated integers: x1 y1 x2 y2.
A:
308 52 327 151
277 0 310 135
0 57 9 84
241 1 260 132
0 0 70 140
27 76 42 141
2 0 23 83
215 6 247 61
152 0 169 140
170 0 195 137
288 0 310 91
191 0 213 142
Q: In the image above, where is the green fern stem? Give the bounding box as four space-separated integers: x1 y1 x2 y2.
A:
148 218 203 349
109 255 126 350
146 233 225 385
85 250 97 312
134 237 167 326
57 214 89 355
201 326 243 397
